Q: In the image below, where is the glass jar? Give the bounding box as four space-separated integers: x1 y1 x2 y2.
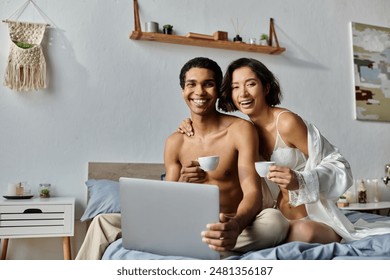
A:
39 183 51 198
358 190 367 203
357 180 367 203
371 179 380 203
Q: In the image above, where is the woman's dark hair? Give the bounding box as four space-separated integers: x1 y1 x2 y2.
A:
218 58 282 112
179 57 223 96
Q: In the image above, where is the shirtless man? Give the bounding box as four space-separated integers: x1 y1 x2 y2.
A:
164 57 288 255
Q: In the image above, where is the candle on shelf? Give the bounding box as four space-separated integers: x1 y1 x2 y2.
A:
16 182 24 196
7 183 18 196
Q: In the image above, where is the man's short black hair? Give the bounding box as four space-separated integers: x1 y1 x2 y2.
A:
179 57 223 96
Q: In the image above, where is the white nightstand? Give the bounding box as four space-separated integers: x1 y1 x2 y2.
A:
339 201 390 216
0 196 75 260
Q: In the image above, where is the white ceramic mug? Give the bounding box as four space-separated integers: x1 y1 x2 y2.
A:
198 156 219 171
255 161 275 177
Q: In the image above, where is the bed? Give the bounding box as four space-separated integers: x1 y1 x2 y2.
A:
82 162 390 260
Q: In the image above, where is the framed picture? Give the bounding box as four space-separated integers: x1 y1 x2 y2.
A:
351 22 390 122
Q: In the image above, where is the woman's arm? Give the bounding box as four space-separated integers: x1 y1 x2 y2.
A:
267 112 352 206
289 122 353 206
267 112 308 191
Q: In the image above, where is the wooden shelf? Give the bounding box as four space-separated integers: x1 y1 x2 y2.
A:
130 31 285 54
130 0 286 55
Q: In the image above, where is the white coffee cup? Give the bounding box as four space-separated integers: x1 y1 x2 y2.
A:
198 156 219 171
255 161 275 177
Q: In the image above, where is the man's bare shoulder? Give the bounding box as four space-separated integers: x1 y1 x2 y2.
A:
166 131 185 146
218 115 257 143
225 116 255 132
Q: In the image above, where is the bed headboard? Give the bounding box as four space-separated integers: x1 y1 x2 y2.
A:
88 162 165 181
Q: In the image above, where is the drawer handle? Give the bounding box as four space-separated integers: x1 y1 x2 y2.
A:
23 208 43 213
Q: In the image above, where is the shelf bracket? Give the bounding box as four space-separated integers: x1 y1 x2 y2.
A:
133 0 141 32
268 18 280 48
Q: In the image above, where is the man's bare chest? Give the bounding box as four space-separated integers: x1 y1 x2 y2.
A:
180 134 235 159
179 135 238 180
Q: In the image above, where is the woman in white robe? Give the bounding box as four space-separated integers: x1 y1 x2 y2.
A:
179 57 390 243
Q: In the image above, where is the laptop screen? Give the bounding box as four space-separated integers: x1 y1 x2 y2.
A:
119 177 220 259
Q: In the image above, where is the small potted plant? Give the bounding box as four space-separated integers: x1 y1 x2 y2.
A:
163 24 173 34
260 33 269 46
39 184 51 198
233 34 242 42
337 195 349 208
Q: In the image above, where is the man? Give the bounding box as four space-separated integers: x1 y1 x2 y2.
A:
164 57 288 256
75 57 288 260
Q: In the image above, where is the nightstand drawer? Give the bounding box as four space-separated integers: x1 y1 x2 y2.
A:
0 203 73 237
0 197 75 259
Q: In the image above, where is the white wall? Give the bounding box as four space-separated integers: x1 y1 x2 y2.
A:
0 0 389 259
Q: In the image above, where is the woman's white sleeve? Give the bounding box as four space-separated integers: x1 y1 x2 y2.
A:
288 124 353 207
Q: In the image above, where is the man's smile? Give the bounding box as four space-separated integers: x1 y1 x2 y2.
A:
192 98 208 106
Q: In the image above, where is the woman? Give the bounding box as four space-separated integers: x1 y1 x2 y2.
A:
179 58 366 243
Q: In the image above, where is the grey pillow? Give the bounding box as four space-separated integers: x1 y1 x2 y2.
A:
80 179 120 222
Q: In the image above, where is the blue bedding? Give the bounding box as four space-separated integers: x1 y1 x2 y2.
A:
102 211 390 260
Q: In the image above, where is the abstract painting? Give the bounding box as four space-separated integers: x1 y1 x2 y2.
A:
351 22 390 122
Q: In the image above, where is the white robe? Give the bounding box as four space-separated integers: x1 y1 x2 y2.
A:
265 121 390 242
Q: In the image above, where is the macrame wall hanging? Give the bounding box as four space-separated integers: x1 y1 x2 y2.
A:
2 0 50 91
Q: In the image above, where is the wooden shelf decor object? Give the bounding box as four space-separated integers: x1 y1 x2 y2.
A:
129 0 286 55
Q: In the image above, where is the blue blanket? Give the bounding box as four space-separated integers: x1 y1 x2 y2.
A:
102 211 390 260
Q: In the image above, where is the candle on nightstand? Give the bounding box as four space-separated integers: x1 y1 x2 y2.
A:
16 182 24 195
7 183 18 196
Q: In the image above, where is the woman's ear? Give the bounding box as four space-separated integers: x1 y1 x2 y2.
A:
265 84 271 95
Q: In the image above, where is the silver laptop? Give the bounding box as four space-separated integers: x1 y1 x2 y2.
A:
119 177 220 259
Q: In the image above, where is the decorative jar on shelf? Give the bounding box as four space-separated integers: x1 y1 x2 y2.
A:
39 183 51 198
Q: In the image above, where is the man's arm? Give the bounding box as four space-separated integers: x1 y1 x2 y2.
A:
230 120 263 232
164 134 182 181
202 120 263 251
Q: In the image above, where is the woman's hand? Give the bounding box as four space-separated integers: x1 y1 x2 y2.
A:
177 118 194 136
267 165 299 191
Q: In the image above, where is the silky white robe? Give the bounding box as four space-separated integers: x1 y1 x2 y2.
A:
266 121 390 242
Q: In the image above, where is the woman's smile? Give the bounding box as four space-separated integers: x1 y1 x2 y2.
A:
239 98 254 108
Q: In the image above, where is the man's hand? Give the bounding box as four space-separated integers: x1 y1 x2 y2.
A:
179 160 207 183
201 213 240 252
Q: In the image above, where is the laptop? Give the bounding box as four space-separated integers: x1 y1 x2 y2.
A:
119 177 220 259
